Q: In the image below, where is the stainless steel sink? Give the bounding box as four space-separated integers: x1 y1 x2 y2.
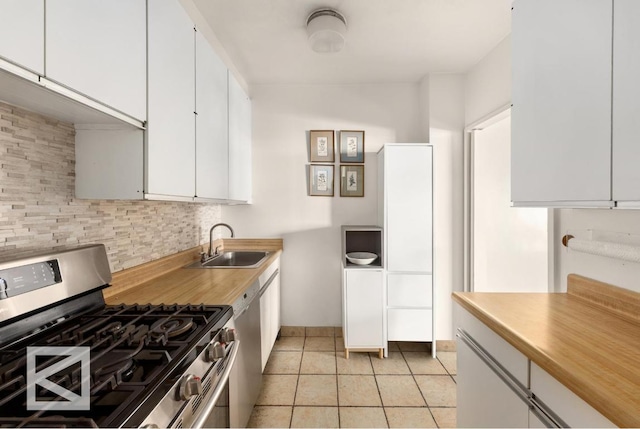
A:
185 251 270 269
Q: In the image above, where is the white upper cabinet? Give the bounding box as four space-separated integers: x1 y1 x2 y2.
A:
195 30 229 201
147 0 196 199
45 0 146 122
612 0 640 203
511 0 613 206
228 73 252 203
383 145 432 272
0 0 44 74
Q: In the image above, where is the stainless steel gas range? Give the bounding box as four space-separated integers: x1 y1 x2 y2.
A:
0 244 239 428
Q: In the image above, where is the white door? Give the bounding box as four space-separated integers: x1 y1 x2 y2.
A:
472 114 549 292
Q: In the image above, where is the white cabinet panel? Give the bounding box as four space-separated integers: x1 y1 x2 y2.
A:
147 0 195 198
612 0 640 202
384 145 432 272
75 128 144 200
530 363 616 428
46 0 146 121
0 0 43 74
457 337 529 428
454 303 528 386
195 30 229 200
260 271 280 371
511 0 612 204
387 309 432 342
228 73 252 202
387 274 432 308
344 269 384 348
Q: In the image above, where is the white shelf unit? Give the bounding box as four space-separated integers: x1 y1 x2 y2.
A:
341 225 386 359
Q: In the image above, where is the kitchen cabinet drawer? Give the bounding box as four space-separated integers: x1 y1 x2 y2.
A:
457 332 529 428
454 303 528 386
0 0 44 74
530 362 616 428
387 274 432 308
387 309 432 342
46 0 146 122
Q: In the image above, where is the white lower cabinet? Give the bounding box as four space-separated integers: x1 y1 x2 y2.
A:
456 303 616 428
530 363 616 428
456 304 529 428
457 333 529 428
259 259 281 371
342 269 384 352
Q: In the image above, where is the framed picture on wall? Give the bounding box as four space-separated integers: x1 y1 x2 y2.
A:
340 165 364 197
339 130 365 163
309 130 335 163
309 164 334 196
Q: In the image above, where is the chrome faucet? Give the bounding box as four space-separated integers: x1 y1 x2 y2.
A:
208 223 235 257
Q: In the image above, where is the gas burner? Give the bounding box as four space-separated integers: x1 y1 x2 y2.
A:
149 317 194 340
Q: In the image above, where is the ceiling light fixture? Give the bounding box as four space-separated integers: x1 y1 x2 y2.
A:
306 8 347 53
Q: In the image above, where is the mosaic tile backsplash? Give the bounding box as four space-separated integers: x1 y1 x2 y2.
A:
0 101 221 272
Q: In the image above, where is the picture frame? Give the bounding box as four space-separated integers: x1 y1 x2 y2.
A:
309 164 334 196
339 130 365 163
340 165 364 197
309 130 335 163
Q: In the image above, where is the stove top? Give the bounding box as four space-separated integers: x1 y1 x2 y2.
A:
0 303 232 428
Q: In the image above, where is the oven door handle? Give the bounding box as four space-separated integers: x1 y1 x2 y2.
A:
191 339 240 429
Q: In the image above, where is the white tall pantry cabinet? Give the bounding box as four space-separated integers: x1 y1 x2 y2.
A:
378 144 435 357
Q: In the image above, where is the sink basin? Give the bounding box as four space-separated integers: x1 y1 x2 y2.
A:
185 251 270 269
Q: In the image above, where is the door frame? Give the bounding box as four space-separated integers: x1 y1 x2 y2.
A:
463 105 555 292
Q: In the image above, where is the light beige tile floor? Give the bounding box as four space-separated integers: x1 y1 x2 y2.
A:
248 330 457 428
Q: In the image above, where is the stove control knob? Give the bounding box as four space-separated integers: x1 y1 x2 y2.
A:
206 341 225 362
177 374 202 400
221 328 236 343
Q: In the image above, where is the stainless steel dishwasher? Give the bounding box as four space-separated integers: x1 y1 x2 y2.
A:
229 280 262 428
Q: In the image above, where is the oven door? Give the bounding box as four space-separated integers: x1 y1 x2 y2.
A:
191 339 240 429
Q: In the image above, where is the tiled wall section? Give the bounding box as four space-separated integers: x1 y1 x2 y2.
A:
0 101 221 271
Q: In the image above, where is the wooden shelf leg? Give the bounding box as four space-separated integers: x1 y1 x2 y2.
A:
378 348 384 359
345 348 349 359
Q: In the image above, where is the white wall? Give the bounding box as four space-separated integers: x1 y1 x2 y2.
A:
428 74 465 340
465 35 511 125
555 209 640 293
223 84 423 326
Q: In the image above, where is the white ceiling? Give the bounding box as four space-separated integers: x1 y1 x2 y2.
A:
193 0 512 85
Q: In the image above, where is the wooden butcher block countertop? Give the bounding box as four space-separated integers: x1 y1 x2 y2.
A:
452 274 640 428
103 239 283 306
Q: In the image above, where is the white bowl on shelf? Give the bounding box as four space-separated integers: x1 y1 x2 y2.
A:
346 252 378 265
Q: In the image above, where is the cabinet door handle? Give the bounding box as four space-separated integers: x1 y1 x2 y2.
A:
456 328 529 403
